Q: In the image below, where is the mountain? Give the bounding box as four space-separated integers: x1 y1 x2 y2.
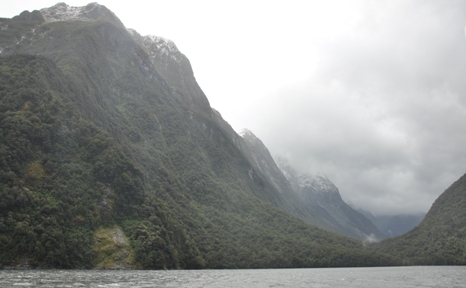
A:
0 2 399 269
210 117 317 221
212 117 385 241
275 158 386 241
376 173 466 264
359 210 425 237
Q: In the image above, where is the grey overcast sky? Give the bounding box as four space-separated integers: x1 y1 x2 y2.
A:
2 0 466 216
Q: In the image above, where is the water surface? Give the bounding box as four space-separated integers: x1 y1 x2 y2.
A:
1 266 465 287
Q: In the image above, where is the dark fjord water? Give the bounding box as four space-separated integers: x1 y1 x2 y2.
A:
1 266 465 287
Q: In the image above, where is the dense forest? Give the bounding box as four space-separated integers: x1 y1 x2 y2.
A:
0 3 465 269
0 54 399 268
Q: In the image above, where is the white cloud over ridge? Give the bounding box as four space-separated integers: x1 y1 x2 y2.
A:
246 0 466 215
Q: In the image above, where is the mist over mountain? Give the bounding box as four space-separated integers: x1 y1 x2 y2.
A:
0 2 464 269
211 115 385 240
358 210 425 238
275 157 385 241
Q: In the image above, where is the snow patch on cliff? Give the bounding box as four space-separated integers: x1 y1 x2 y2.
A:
142 35 182 63
40 2 119 25
127 28 138 37
40 2 93 22
297 173 338 193
239 128 253 138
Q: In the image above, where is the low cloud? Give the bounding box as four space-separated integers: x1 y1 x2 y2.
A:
245 0 466 216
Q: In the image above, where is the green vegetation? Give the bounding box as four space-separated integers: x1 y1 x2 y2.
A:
0 53 204 268
0 8 464 269
92 225 137 269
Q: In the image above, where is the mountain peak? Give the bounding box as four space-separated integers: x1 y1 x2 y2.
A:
238 128 254 138
143 35 181 62
40 2 123 27
239 128 270 151
275 158 337 194
297 173 338 194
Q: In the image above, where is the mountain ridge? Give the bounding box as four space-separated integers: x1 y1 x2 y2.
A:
40 2 124 28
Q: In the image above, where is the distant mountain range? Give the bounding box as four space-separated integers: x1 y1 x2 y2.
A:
233 127 387 240
358 210 425 237
0 2 463 269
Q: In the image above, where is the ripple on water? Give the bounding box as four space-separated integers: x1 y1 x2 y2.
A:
0 267 465 288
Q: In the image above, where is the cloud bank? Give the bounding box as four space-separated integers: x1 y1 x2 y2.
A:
241 0 466 215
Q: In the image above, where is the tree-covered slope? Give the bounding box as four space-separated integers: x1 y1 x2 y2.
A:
0 3 401 269
0 54 144 267
377 173 466 265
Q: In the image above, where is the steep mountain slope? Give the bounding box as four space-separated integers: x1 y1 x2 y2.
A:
276 158 386 241
377 173 466 264
0 2 400 269
211 113 312 218
212 114 385 241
